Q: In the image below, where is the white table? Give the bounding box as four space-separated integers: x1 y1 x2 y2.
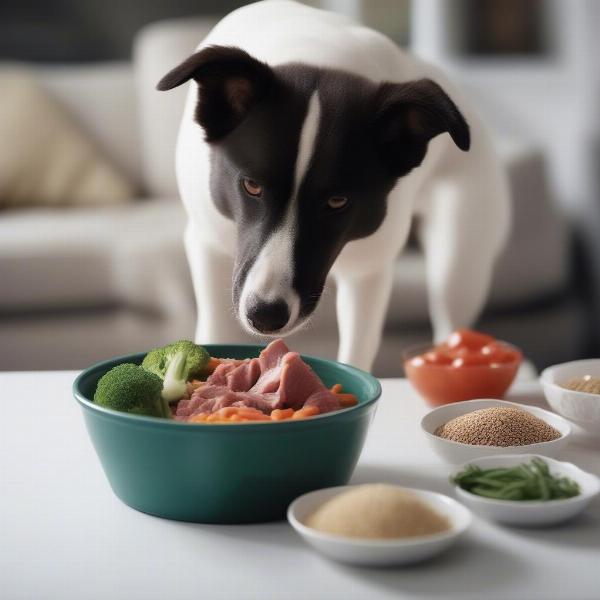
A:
1 372 599 600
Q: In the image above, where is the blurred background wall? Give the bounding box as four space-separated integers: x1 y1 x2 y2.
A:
1 0 598 374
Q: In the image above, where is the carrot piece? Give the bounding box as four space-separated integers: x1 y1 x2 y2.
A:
330 383 343 394
189 413 208 423
242 412 271 421
271 408 294 420
216 407 239 418
235 407 262 417
337 393 358 408
292 406 320 419
204 357 222 374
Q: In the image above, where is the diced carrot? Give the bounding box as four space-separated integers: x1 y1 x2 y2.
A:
189 413 208 423
330 383 343 394
204 357 222 374
235 407 263 417
271 408 294 420
292 406 320 419
216 407 239 418
243 412 271 421
336 393 358 408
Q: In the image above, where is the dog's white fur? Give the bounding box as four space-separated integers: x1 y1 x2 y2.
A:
176 1 511 372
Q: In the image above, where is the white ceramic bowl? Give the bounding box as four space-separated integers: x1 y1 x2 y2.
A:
540 359 600 434
287 485 472 567
452 454 600 526
421 399 571 463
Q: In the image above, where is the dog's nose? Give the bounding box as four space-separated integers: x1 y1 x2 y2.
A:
247 298 290 333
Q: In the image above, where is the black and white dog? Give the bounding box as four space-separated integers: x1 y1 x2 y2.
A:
158 0 510 371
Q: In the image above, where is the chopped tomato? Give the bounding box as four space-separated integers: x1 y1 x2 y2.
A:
447 328 494 351
409 356 426 368
451 352 489 367
423 350 454 365
481 342 521 364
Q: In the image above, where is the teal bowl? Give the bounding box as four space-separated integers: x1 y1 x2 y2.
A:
73 345 381 524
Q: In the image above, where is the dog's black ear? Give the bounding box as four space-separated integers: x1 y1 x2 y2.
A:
157 46 275 141
373 78 470 176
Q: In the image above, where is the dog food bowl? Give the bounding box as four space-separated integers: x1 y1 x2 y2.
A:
288 485 472 566
541 359 600 434
73 345 381 524
420 399 571 463
452 454 600 526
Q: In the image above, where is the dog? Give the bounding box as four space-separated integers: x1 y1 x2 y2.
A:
157 0 510 372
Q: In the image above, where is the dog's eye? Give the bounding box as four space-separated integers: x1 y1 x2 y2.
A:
242 178 263 197
327 196 348 210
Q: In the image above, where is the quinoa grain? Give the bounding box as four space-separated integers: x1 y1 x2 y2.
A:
434 407 561 446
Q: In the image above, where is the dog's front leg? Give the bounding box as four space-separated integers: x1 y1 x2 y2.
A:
184 222 239 344
334 267 394 372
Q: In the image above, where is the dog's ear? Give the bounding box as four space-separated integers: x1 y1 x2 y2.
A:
157 46 275 141
373 78 470 176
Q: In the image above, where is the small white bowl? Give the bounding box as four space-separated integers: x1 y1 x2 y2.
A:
452 454 600 526
421 399 571 463
541 359 600 434
287 485 472 567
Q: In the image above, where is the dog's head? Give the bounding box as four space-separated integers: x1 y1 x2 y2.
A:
158 46 470 336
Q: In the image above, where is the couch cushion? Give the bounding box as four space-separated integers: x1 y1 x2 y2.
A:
35 62 142 190
0 200 187 311
0 67 135 209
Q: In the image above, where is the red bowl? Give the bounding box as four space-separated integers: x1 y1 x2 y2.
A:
403 342 522 407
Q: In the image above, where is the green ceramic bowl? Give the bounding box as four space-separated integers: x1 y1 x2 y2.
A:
73 345 381 524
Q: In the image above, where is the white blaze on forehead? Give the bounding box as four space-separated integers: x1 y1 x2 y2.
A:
293 91 321 193
240 91 321 333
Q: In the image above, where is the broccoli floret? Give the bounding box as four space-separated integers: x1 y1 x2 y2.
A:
94 363 171 418
141 340 209 403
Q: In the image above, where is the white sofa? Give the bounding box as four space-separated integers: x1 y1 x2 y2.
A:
0 18 586 375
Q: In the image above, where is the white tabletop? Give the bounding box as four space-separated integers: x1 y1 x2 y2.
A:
1 372 599 600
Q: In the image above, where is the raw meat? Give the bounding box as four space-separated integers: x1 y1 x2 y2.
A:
175 339 342 421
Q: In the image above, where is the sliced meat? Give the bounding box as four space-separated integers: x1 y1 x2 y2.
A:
226 358 261 392
230 391 282 413
176 388 222 418
174 397 199 418
174 339 347 421
304 389 341 414
211 392 243 411
192 385 230 400
250 364 282 394
206 361 241 386
258 339 289 371
278 352 326 409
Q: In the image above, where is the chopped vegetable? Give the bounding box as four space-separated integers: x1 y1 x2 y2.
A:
141 340 210 404
292 405 320 419
186 404 322 424
330 384 358 407
271 408 294 420
94 363 170 418
205 357 223 373
452 458 580 501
